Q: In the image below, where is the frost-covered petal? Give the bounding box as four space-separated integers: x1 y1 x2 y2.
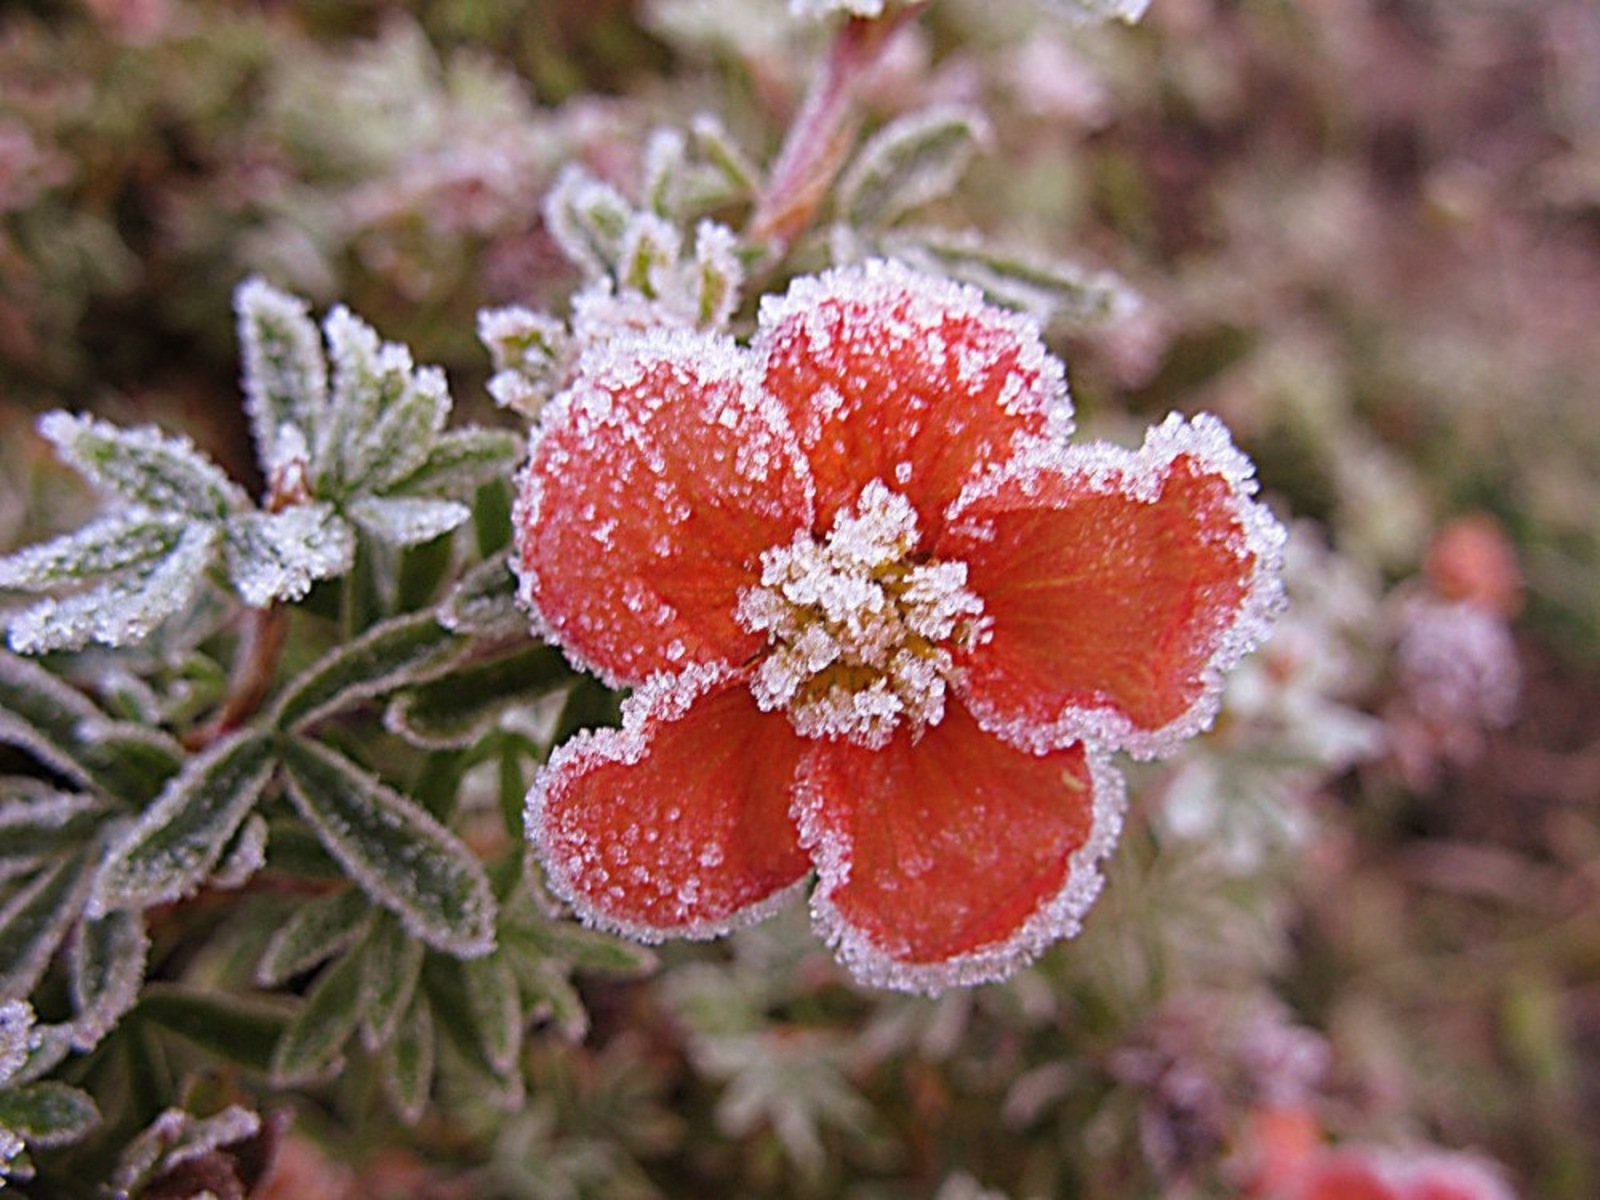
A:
755 258 1070 539
514 326 813 686
943 413 1286 759
528 665 811 942
796 700 1124 993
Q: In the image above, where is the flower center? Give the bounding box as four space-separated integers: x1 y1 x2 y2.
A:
735 480 989 748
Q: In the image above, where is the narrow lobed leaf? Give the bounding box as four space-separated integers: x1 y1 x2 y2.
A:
438 556 522 638
255 887 373 988
73 720 185 808
235 277 328 473
357 913 425 1052
270 945 366 1086
210 812 269 891
381 995 435 1125
271 609 463 732
135 985 292 1075
68 909 149 1052
386 428 524 500
0 647 112 788
89 731 277 916
501 917 658 977
38 411 247 519
5 522 219 655
0 1082 100 1148
543 165 633 277
385 644 569 750
838 106 993 230
0 783 110 877
0 511 182 593
363 367 453 493
319 306 417 494
0 847 98 999
278 738 496 957
224 504 355 608
346 495 470 548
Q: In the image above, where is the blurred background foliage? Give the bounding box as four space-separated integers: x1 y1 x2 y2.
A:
2 0 1598 1196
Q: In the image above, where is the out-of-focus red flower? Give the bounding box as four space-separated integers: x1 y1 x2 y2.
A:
1423 514 1522 619
1259 1145 1516 1200
513 259 1284 991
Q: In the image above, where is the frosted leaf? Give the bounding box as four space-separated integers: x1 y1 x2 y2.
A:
347 495 470 547
689 113 761 197
439 556 521 637
0 847 97 999
271 609 462 732
0 1002 36 1089
543 164 632 277
0 1080 100 1149
0 511 180 591
235 277 327 472
0 786 106 884
1043 0 1152 24
641 125 687 215
692 220 743 327
364 366 453 493
319 306 419 491
209 812 269 891
838 106 994 230
6 521 217 655
0 650 105 788
478 306 567 416
224 504 354 607
38 412 247 519
68 909 148 1052
619 211 683 298
89 731 277 916
389 428 523 497
278 737 496 957
382 997 434 1124
256 887 373 988
459 952 522 1077
357 915 424 1051
385 643 568 751
108 1105 260 1198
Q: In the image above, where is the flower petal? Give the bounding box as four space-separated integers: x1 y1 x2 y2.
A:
514 327 812 686
795 700 1124 992
755 259 1071 541
943 413 1286 759
528 665 812 940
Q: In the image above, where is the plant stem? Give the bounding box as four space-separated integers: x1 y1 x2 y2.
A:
186 604 289 749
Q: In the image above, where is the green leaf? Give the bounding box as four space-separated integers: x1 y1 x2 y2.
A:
255 887 373 988
462 952 523 1078
0 512 183 592
0 847 97 998
90 731 277 914
224 504 355 607
364 370 451 493
0 784 109 879
271 610 462 731
381 996 434 1125
5 521 219 654
502 917 658 977
69 908 148 1052
0 1081 100 1148
74 721 185 808
38 411 247 519
838 106 992 230
358 913 424 1051
516 959 589 1042
883 229 1137 330
438 556 522 638
270 946 365 1085
235 277 328 470
0 646 112 788
319 307 428 494
543 165 632 275
278 738 495 957
346 495 470 548
423 956 522 1102
388 428 524 499
385 645 569 750
136 985 291 1074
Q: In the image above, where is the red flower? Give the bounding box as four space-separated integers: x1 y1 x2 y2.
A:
513 259 1284 991
1262 1146 1516 1200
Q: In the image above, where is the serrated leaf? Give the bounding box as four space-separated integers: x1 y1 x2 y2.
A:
89 731 277 915
38 411 246 519
0 511 183 592
5 521 219 654
438 556 522 638
358 914 424 1051
278 738 495 957
839 106 992 230
883 229 1137 330
0 847 97 998
271 610 462 732
136 985 291 1074
236 277 328 471
346 495 470 548
381 996 434 1125
387 428 523 499
255 888 373 988
270 946 365 1085
0 1082 100 1148
224 504 355 607
69 909 148 1052
385 645 569 750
